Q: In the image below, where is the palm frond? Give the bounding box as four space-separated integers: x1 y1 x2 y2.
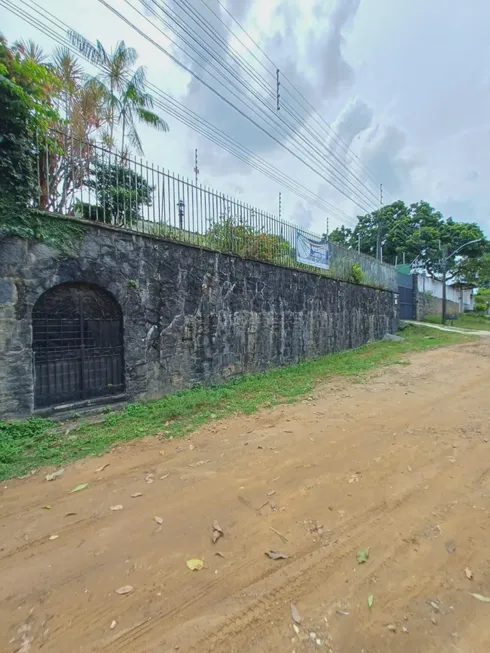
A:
135 107 169 132
128 124 144 155
12 38 46 63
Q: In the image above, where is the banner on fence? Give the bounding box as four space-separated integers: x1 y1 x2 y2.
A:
295 232 330 270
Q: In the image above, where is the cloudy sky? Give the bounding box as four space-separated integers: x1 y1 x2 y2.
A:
2 0 489 235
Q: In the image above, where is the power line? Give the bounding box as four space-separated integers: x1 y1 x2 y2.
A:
139 0 381 208
208 0 394 202
121 0 379 212
173 0 383 205
2 0 362 226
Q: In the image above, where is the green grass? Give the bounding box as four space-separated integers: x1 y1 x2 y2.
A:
0 325 473 480
424 312 490 330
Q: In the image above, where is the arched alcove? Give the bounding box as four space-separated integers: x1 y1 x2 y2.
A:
32 282 124 408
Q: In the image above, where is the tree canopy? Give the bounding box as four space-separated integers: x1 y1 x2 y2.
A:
328 200 488 284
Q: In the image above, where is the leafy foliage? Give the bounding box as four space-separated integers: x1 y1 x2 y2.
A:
206 217 291 264
75 159 154 225
328 200 487 282
350 263 365 284
474 288 490 313
0 35 60 225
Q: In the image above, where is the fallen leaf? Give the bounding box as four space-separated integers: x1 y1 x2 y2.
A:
116 585 134 595
469 592 490 602
186 558 204 571
145 474 154 484
267 490 276 497
293 624 300 635
212 529 223 543
387 624 396 632
154 516 163 525
270 526 288 543
49 534 59 540
357 548 370 564
42 505 52 510
336 610 350 616
212 520 224 534
65 512 77 517
46 468 65 481
131 492 143 498
110 620 116 630
368 594 374 608
189 443 196 450
465 567 474 580
160 474 170 480
266 550 289 560
159 450 165 456
290 603 302 624
215 551 225 558
70 483 88 494
96 463 110 472
445 539 457 554
110 505 123 511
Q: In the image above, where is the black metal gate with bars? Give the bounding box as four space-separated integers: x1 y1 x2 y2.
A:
397 271 415 320
32 283 124 409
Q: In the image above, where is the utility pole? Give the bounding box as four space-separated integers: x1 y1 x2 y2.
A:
278 192 282 221
441 244 448 325
441 238 482 324
325 215 329 241
376 183 383 260
357 233 361 254
194 149 199 185
276 69 280 111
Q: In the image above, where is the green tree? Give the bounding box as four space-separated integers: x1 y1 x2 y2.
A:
0 35 60 228
329 200 487 282
68 32 169 155
76 159 154 225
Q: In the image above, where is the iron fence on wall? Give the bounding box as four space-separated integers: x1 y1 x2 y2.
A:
34 131 397 292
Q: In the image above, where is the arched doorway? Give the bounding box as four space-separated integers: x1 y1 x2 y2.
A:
32 283 124 408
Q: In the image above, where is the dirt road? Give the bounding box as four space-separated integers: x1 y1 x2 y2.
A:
2 340 490 653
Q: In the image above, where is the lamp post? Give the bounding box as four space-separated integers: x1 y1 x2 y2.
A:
441 239 482 324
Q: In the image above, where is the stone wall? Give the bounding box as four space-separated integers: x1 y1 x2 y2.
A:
0 219 397 419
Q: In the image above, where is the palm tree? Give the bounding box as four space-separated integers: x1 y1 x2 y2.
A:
68 32 168 156
12 38 47 63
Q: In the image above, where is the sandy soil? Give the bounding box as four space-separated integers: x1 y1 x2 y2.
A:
2 340 490 653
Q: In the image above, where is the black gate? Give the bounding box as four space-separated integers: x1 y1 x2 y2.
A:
397 271 415 320
33 283 124 408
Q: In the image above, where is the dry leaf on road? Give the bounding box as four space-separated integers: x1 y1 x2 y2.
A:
186 559 204 571
131 492 143 498
46 469 65 481
49 534 59 540
290 603 302 624
470 592 490 602
95 463 110 472
70 483 88 494
110 620 116 630
115 585 134 595
465 567 474 580
154 516 163 525
265 550 289 560
110 505 123 511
